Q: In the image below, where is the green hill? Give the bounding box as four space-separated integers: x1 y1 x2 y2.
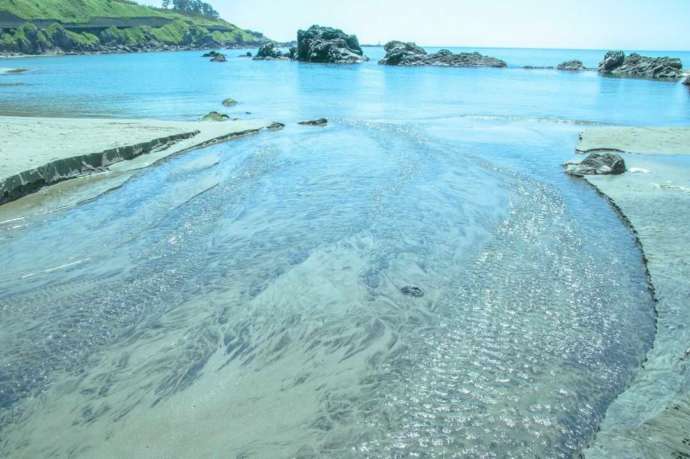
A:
0 0 267 54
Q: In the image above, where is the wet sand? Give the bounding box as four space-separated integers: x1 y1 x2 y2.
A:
578 127 690 458
0 116 269 206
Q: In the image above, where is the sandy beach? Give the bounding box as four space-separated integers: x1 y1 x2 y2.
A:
577 127 690 458
0 116 269 207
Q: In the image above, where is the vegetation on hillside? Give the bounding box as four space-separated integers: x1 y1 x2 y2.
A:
0 0 266 54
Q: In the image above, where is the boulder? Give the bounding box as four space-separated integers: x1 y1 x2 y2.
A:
254 42 287 60
564 152 627 177
201 111 230 122
222 98 238 107
683 75 690 86
298 118 328 126
210 53 227 62
296 25 367 64
598 51 683 80
379 41 507 68
202 50 222 58
557 60 585 71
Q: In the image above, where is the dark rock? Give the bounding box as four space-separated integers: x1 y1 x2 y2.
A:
254 42 288 60
401 286 425 298
239 51 252 58
598 51 683 80
296 25 367 64
557 60 585 71
379 41 507 68
222 98 238 107
202 50 222 58
267 122 286 130
210 53 227 62
298 118 328 126
201 111 230 122
683 75 690 86
564 152 627 177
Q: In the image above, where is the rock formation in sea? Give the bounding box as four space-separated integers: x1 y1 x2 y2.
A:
379 41 507 68
296 25 367 64
253 42 289 60
598 51 683 80
222 98 238 107
684 75 690 85
557 60 585 71
564 152 627 177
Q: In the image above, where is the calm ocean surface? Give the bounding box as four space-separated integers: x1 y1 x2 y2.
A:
0 46 688 457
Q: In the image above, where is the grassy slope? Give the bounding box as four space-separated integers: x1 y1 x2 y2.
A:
0 0 245 30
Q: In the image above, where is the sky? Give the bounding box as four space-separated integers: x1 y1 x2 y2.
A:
140 0 690 50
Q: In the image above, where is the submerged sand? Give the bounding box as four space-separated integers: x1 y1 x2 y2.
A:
577 127 690 458
0 116 268 208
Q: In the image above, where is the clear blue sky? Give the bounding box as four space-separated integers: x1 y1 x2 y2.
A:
142 0 690 50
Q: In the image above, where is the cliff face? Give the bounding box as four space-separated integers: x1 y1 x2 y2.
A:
0 0 267 55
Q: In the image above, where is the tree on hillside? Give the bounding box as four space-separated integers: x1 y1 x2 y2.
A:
163 0 219 19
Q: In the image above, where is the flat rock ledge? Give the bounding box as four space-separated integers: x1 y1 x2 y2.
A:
573 127 690 459
379 41 507 68
598 50 684 80
0 117 269 206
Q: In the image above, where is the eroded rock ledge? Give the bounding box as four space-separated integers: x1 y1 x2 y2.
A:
379 41 507 68
574 127 690 459
0 117 269 206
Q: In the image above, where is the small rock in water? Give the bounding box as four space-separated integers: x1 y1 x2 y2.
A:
684 75 690 86
401 286 425 298
298 118 328 127
222 98 238 107
267 122 286 130
201 111 230 122
564 152 627 177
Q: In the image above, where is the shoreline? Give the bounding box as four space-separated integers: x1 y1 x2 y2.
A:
0 116 271 207
575 127 690 458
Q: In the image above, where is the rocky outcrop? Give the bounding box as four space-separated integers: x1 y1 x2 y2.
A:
296 25 367 64
564 152 627 177
222 98 238 107
598 51 683 80
379 41 506 68
253 41 288 60
557 60 585 71
684 75 690 86
298 118 328 126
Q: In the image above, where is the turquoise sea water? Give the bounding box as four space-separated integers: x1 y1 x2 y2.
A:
0 47 688 457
